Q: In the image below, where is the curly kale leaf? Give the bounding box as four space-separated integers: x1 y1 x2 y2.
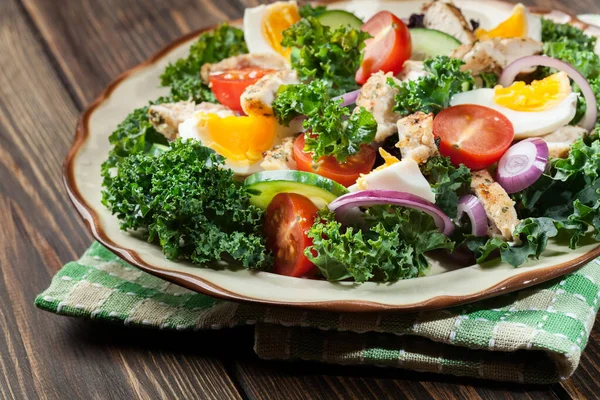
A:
479 72 499 88
299 4 327 18
541 18 597 52
465 218 558 267
389 56 474 116
102 139 271 269
160 24 248 103
273 80 377 162
281 17 370 94
421 156 472 217
305 207 454 282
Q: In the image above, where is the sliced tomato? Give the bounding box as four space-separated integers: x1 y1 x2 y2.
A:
265 193 319 278
209 68 275 112
356 11 411 85
433 104 515 170
293 135 377 187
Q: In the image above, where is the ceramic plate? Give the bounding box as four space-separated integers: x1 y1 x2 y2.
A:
64 0 600 312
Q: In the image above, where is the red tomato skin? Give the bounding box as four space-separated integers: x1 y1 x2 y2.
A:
209 68 274 112
265 193 319 278
433 105 515 170
356 11 411 85
292 135 377 187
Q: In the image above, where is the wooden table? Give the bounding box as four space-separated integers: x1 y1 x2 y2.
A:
1 0 600 398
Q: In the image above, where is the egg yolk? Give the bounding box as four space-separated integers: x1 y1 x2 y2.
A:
261 3 300 59
475 4 528 40
196 113 277 163
493 72 572 112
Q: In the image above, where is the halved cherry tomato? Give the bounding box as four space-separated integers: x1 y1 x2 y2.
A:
265 193 319 278
433 104 515 170
293 135 377 187
356 11 411 85
209 68 275 112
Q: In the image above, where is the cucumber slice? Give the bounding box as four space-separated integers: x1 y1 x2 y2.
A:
244 170 349 209
317 10 363 30
409 28 461 60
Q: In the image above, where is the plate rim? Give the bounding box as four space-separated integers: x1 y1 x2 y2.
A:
63 1 600 313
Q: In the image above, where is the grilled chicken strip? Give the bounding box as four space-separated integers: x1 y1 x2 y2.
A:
396 112 439 164
422 0 477 44
200 53 288 84
148 101 234 140
355 71 403 143
543 125 588 159
450 37 543 76
470 170 520 241
241 70 300 117
260 136 297 171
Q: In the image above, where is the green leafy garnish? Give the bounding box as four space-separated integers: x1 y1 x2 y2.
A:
541 18 597 52
421 156 472 217
389 56 474 116
480 72 499 88
273 80 377 163
102 139 271 269
305 207 454 282
281 16 370 94
299 4 327 18
160 24 248 103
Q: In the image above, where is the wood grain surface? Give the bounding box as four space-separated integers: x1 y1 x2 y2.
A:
0 0 599 398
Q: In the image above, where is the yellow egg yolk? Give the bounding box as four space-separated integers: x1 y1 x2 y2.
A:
261 3 300 60
493 72 572 112
196 113 277 163
475 4 528 40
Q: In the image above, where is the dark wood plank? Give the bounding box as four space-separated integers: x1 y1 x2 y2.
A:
13 0 600 398
0 0 243 398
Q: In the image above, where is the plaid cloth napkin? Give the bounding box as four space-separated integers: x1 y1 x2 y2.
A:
35 242 600 384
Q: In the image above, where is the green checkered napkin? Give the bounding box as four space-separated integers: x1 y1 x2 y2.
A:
35 242 600 384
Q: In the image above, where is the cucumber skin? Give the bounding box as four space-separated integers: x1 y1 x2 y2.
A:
316 10 363 30
244 170 349 209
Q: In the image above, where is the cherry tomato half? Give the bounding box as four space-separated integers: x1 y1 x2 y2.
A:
293 134 377 187
433 104 515 170
265 193 319 278
209 68 275 112
356 11 412 85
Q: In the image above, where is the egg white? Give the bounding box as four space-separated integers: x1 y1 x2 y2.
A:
524 8 542 42
450 88 578 139
179 113 300 176
243 1 297 58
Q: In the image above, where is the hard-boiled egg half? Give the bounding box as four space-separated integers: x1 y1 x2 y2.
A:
348 149 435 203
475 4 542 42
179 112 297 175
451 72 578 139
244 1 301 61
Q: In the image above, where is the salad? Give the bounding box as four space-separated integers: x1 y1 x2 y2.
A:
101 0 600 283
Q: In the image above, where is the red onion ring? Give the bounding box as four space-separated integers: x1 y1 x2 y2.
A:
499 55 598 131
456 195 489 237
496 137 548 194
333 89 361 108
328 190 455 236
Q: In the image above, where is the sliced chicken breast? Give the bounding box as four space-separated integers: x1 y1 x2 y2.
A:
451 37 543 76
470 169 520 241
148 101 235 140
397 60 427 82
241 70 300 117
355 71 403 143
396 112 439 164
200 53 289 84
422 0 476 44
260 136 297 171
543 125 588 159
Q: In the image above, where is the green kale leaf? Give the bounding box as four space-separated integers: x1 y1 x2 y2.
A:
281 17 370 94
479 72 499 88
421 156 472 217
160 24 248 103
305 207 454 282
299 4 327 18
273 80 377 162
389 56 474 116
102 139 271 269
541 18 597 52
